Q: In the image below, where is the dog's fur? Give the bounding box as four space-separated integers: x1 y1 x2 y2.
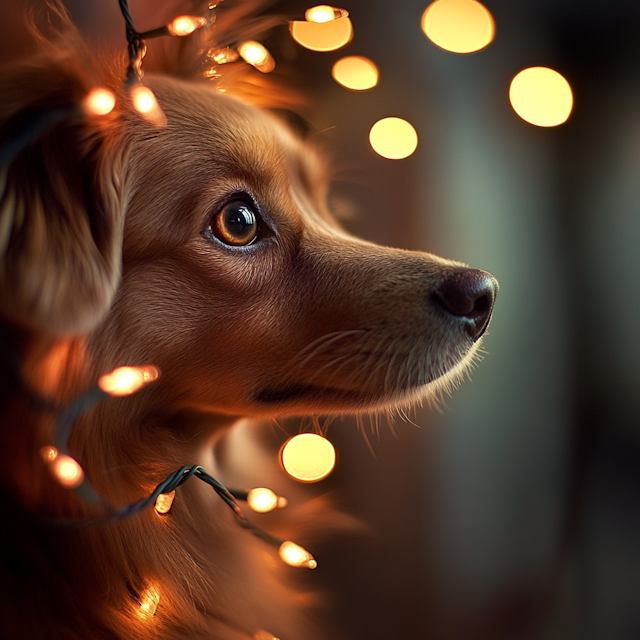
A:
0 4 497 639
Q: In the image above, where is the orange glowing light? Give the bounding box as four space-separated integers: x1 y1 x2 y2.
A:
40 445 58 463
138 585 160 620
422 0 494 54
281 434 336 482
167 15 206 36
279 541 317 569
209 47 239 64
98 365 159 397
509 67 573 127
130 86 167 126
84 87 116 116
247 488 287 513
305 5 348 22
369 117 418 159
51 454 84 488
290 16 353 52
237 41 275 72
154 491 176 515
332 56 379 91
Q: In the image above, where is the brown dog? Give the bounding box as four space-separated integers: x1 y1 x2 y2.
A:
0 6 497 640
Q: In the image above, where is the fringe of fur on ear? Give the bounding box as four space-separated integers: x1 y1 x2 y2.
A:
0 5 125 336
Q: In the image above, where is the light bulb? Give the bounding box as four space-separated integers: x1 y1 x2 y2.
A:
98 365 160 397
238 41 275 72
247 488 287 513
305 5 348 23
279 541 317 569
129 86 167 127
50 454 84 488
137 585 160 620
280 433 336 482
369 117 418 160
167 15 207 36
290 16 353 51
154 491 176 515
84 87 116 116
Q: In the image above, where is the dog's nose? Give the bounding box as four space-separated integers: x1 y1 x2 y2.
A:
433 269 498 340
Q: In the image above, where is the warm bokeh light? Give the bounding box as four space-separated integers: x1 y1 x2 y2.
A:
279 541 317 569
130 86 167 126
154 491 176 515
167 15 206 36
290 16 353 51
422 0 494 54
40 445 58 463
51 454 84 489
247 488 278 512
84 87 116 116
369 117 418 159
332 56 379 91
305 5 348 22
281 433 336 482
98 365 160 397
509 67 573 127
138 585 160 620
238 41 275 72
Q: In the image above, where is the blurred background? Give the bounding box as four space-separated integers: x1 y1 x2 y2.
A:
3 0 640 638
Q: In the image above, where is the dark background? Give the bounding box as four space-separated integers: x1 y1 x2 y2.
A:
4 0 640 638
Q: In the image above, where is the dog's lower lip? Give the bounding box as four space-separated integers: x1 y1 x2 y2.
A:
255 384 310 404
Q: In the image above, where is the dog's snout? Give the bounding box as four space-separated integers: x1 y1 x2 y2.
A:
433 269 498 339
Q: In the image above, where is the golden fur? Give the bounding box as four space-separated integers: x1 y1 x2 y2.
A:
0 5 497 639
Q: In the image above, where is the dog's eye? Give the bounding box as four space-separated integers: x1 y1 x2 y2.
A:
210 201 258 246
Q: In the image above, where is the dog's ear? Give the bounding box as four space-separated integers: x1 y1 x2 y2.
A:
0 52 124 336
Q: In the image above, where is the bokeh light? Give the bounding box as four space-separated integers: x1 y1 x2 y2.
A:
84 87 116 116
422 0 494 54
98 365 159 397
50 454 84 489
305 5 336 23
167 15 206 36
369 117 418 159
290 16 353 51
279 540 318 569
509 67 573 127
332 56 379 91
280 433 336 482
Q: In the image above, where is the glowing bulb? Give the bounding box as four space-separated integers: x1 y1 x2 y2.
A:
509 67 573 127
247 488 287 513
40 445 58 463
290 16 353 52
281 433 336 482
237 41 275 72
167 15 206 36
154 491 176 515
98 365 159 397
332 56 379 91
138 585 160 620
130 86 167 126
305 5 348 23
84 87 116 116
369 117 418 160
422 0 494 54
279 541 317 569
50 454 84 488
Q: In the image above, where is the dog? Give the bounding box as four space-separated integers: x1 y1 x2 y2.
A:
0 3 497 639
